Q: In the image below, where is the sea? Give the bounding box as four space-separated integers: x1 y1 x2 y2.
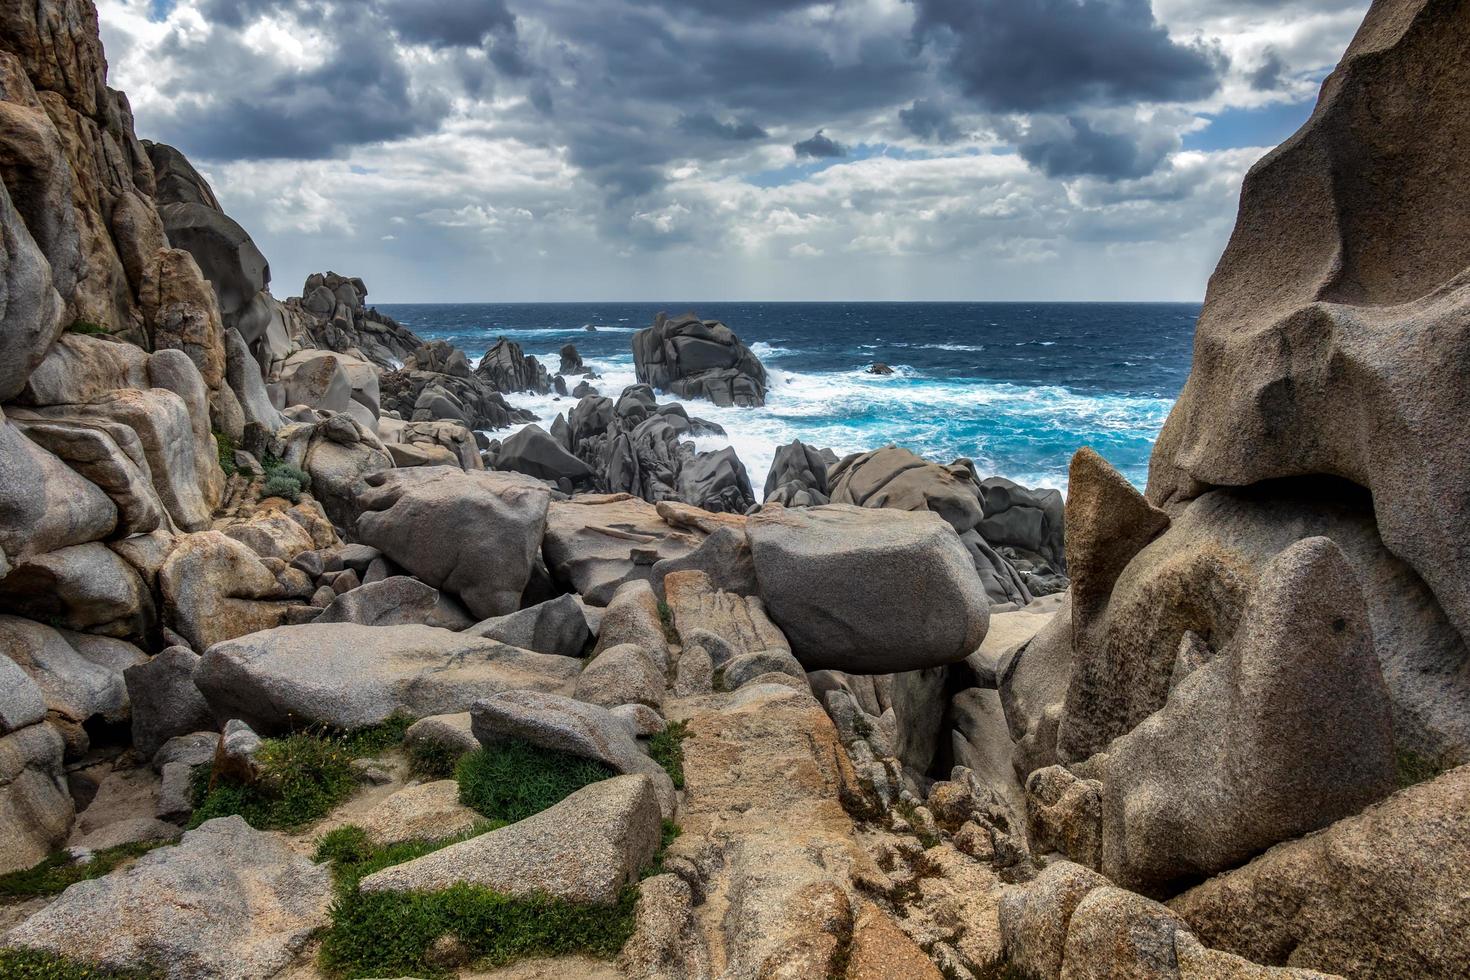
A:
376 302 1201 495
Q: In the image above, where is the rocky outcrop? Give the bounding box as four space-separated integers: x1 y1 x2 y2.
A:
828 446 1066 604
633 311 769 407
542 493 708 605
548 385 754 513
356 466 549 618
1147 0 1470 662
1171 763 1470 978
379 339 535 431
359 775 663 904
747 504 989 672
476 336 552 394
3 815 333 978
1091 538 1397 895
764 439 835 506
196 623 582 732
290 271 423 371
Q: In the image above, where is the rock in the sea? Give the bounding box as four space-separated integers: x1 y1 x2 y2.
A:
470 691 676 817
1094 538 1397 895
465 593 592 657
747 504 989 673
2 816 333 979
633 311 768 407
196 624 581 732
359 774 662 904
763 439 835 506
495 422 594 485
476 336 552 395
1171 763 1470 979
356 467 550 619
676 446 755 514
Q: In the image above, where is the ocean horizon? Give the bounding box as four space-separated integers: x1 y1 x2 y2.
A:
381 301 1200 495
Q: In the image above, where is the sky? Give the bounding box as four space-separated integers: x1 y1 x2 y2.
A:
97 0 1371 303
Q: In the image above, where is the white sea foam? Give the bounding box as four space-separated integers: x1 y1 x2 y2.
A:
490 348 1171 495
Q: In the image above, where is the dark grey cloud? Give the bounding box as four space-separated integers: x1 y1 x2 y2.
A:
677 113 769 141
793 129 847 158
900 99 963 143
1011 114 1178 181
379 0 515 48
910 0 1225 112
1250 49 1286 90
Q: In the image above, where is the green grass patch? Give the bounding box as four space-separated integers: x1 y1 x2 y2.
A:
0 950 156 980
213 429 238 477
314 824 501 894
456 741 614 824
648 720 690 790
190 716 412 832
0 841 168 900
641 819 682 880
65 319 109 337
319 881 637 979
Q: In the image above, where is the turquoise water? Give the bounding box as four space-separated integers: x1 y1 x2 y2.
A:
378 301 1199 493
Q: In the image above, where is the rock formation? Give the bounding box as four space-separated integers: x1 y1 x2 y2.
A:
632 311 769 407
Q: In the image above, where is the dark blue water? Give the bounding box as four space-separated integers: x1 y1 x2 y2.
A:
378 302 1200 492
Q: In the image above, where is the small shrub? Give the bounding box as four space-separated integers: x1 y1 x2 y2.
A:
318 882 637 979
0 949 156 979
407 738 463 779
0 841 168 899
259 454 311 503
656 599 679 644
190 717 412 831
213 429 238 477
648 720 690 790
261 473 303 503
456 740 613 824
641 819 682 880
65 319 109 336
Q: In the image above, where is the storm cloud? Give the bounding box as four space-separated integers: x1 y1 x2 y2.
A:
96 0 1372 300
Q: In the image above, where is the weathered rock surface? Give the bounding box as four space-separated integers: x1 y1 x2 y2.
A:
124 647 213 759
477 336 552 395
356 780 483 845
356 466 550 619
314 576 472 630
3 816 333 979
576 643 666 709
763 439 834 507
159 531 291 651
747 504 989 673
495 422 594 485
1171 763 1470 979
360 774 662 904
543 494 705 605
465 593 592 658
0 722 72 874
196 624 581 732
1146 0 1470 659
593 579 672 666
1095 538 1397 895
633 311 768 407
664 570 787 662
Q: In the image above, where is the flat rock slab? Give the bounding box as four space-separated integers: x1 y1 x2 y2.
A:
197 624 582 732
3 815 332 979
358 780 483 845
359 774 662 904
543 495 704 606
471 691 676 818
